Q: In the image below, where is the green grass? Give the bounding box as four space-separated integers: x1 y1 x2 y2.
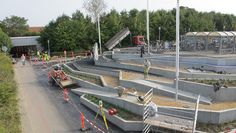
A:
84 94 142 121
0 53 21 133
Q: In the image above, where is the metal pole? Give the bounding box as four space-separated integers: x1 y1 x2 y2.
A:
98 14 102 55
47 40 50 57
146 0 150 53
192 95 200 133
175 0 180 101
159 27 161 42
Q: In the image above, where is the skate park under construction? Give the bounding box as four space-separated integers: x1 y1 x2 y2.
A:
39 27 236 133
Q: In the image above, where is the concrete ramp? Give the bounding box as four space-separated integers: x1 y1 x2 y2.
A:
124 79 212 105
104 28 130 50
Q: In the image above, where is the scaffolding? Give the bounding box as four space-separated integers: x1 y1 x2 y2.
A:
181 31 236 54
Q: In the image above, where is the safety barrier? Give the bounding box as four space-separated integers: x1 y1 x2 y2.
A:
45 61 108 133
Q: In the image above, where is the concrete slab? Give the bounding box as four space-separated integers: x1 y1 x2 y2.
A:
131 79 212 105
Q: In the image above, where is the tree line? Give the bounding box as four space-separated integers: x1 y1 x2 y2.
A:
39 7 236 52
1 7 236 52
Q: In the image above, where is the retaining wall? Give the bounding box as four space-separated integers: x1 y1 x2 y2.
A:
93 94 144 116
63 64 107 86
70 74 236 124
112 53 236 66
80 95 143 132
96 59 236 80
80 89 236 124
177 80 236 102
158 106 236 124
72 62 120 77
112 53 236 73
68 74 117 93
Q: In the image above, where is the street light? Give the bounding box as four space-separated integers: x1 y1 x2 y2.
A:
176 0 180 101
146 0 150 53
159 27 161 42
97 14 102 55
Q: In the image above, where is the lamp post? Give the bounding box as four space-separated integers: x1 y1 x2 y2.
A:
159 27 161 42
146 0 150 53
175 0 180 101
97 14 102 55
47 40 50 57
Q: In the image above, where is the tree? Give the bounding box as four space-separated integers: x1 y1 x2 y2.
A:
39 6 236 52
38 13 96 52
1 16 29 37
0 28 12 52
83 0 107 54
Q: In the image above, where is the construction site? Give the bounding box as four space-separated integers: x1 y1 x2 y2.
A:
3 1 235 132
13 26 236 133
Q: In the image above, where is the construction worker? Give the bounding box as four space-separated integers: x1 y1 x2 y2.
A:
140 45 145 58
43 52 47 62
37 50 41 60
144 59 151 79
45 52 50 61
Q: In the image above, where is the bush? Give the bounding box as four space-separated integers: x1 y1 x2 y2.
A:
0 53 21 133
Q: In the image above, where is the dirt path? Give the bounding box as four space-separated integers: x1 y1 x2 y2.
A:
122 60 187 72
122 71 173 83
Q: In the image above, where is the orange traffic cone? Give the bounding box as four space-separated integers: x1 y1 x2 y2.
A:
34 58 37 65
48 72 51 82
63 88 69 102
80 113 89 132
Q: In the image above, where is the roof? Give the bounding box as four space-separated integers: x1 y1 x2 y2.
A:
28 27 44 33
11 36 40 47
196 32 209 36
185 32 197 36
208 32 228 37
224 32 234 36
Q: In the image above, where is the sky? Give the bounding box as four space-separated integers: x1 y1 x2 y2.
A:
0 0 236 26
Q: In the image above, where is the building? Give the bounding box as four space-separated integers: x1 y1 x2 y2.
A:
28 27 44 33
181 31 236 54
10 36 41 57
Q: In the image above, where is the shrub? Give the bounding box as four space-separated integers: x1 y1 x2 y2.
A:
0 53 21 133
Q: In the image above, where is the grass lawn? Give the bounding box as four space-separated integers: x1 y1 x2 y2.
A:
0 53 21 133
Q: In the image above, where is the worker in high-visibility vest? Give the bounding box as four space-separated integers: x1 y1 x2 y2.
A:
44 52 49 61
144 59 151 79
46 52 50 61
37 50 41 60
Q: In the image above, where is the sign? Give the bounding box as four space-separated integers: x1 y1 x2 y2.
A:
1 46 8 52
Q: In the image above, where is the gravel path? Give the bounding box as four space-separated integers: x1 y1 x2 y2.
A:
15 62 123 133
